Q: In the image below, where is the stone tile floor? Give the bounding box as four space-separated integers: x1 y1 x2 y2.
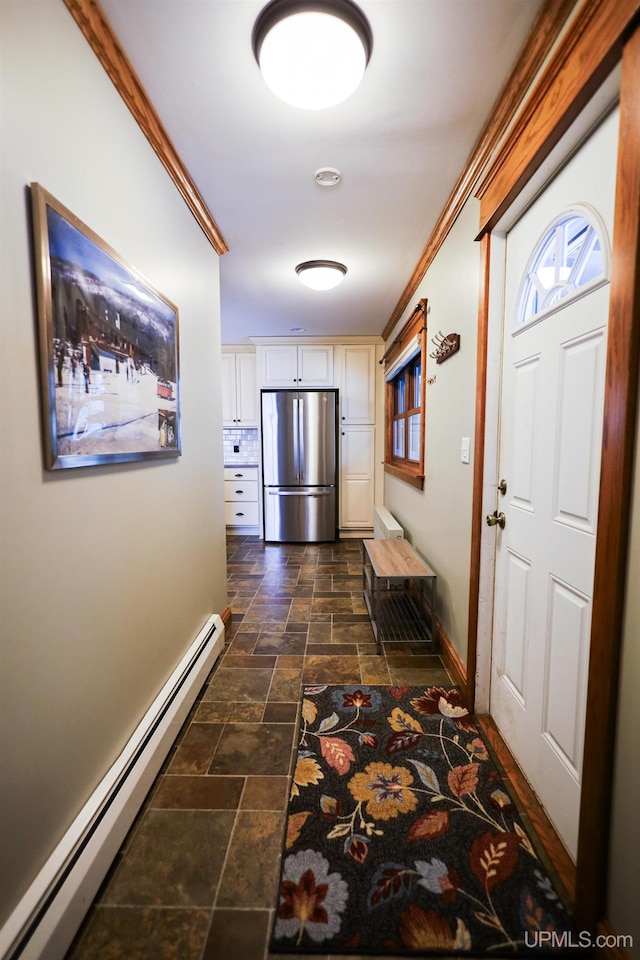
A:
66 535 451 960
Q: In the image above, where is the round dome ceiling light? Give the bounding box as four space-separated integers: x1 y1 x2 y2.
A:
314 167 342 187
252 0 372 110
295 260 347 290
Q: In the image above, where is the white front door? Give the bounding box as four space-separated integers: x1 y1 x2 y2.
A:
489 108 619 859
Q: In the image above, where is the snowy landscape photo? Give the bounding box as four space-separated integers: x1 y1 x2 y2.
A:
31 183 181 469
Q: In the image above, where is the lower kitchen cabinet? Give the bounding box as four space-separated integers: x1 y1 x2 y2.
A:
340 425 374 529
224 466 260 527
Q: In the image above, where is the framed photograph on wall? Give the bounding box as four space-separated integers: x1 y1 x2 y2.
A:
30 183 181 469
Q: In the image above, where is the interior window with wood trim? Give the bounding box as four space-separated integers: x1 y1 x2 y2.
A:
383 299 427 489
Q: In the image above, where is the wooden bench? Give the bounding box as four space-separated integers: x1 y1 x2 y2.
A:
362 538 437 654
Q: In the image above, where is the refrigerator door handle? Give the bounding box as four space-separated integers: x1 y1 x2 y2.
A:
298 395 305 483
293 396 300 482
267 489 332 496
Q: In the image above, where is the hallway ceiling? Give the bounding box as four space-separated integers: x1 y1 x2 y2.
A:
98 0 544 344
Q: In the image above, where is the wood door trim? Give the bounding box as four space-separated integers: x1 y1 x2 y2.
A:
574 23 640 928
473 12 640 930
465 234 491 713
476 0 640 236
63 0 228 256
477 715 576 905
382 0 575 340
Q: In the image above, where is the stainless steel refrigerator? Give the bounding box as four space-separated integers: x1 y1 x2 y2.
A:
261 389 338 542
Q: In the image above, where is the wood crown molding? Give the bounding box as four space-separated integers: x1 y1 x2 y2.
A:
382 0 576 340
476 0 640 234
381 297 426 366
63 0 228 256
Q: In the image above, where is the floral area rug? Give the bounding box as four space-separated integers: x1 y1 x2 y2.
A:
270 685 576 956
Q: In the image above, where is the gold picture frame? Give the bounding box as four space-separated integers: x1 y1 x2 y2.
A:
30 183 181 469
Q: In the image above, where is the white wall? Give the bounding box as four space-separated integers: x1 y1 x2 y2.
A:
384 197 480 662
0 1 227 927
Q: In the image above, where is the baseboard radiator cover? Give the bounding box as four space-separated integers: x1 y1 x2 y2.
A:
0 614 225 960
373 505 404 540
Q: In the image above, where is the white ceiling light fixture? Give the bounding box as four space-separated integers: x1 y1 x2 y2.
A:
252 0 373 110
295 260 347 290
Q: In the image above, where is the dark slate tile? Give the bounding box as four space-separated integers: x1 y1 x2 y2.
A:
203 667 273 702
262 701 299 723
359 654 392 684
166 723 224 775
202 908 270 960
302 655 361 684
332 621 376 644
221 654 278 669
268 668 303 702
311 596 354 615
306 643 359 657
216 811 284 907
67 906 210 960
100 810 235 906
208 723 296 776
240 775 289 811
254 633 308 656
150 775 244 810
194 701 264 722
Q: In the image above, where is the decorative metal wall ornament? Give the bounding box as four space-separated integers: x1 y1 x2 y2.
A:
430 331 460 364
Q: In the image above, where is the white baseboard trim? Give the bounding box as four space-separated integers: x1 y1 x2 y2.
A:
0 614 225 960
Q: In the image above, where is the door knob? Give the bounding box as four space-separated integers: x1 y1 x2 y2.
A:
486 510 506 529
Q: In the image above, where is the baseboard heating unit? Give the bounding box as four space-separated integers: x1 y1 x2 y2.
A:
0 614 225 960
373 505 404 540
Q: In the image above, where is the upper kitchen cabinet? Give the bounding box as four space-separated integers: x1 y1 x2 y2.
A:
221 350 258 426
258 343 334 387
338 343 376 424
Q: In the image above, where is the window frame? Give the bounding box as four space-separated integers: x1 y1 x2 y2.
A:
383 299 427 490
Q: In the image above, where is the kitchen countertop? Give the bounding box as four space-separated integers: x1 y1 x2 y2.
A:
224 463 259 468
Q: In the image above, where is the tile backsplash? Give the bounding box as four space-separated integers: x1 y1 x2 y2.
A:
223 427 259 464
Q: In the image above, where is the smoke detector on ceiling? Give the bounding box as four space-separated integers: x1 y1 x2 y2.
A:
314 167 342 187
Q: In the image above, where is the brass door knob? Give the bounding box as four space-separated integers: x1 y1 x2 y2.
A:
486 511 506 529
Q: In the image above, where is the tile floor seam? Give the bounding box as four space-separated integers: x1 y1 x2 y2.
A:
211 805 242 917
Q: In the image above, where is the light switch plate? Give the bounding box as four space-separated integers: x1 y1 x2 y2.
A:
460 437 470 464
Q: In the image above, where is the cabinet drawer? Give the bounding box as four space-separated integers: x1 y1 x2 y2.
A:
225 500 259 526
224 467 259 482
224 480 258 501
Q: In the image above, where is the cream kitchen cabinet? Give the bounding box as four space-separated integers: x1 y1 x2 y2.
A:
221 351 257 426
224 466 260 527
338 343 376 425
340 425 375 529
258 343 334 387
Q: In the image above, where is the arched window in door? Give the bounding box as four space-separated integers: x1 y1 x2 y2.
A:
516 204 611 327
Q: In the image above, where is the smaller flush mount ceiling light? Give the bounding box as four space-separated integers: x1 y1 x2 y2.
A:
295 260 347 290
252 0 373 110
